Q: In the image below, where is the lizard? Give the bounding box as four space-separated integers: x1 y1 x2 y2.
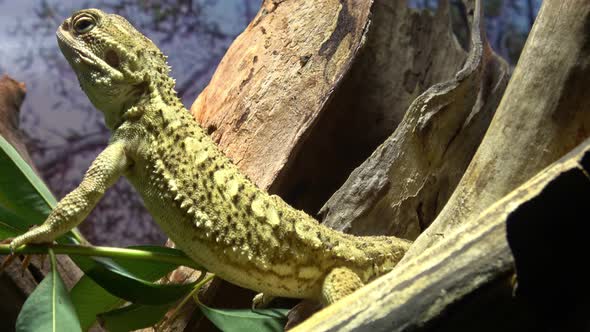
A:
8 8 412 307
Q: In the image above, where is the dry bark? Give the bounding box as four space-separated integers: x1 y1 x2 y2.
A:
190 1 469 214
191 0 373 191
402 0 590 260
293 136 590 332
0 75 33 167
319 0 510 240
270 0 468 213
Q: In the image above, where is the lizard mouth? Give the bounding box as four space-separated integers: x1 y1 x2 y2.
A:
56 29 94 65
56 28 124 80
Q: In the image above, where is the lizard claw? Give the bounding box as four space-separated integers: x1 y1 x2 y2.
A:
252 293 275 309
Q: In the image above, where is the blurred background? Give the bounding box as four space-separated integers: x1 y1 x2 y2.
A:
0 0 542 246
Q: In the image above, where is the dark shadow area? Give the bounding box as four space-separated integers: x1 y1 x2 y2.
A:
507 157 590 331
417 273 537 332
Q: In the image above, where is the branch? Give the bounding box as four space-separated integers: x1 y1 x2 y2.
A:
403 0 590 260
294 136 590 332
0 244 202 270
320 0 509 239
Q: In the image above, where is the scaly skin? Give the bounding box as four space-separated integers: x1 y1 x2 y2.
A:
9 9 411 305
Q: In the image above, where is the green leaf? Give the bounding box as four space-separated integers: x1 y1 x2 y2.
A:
0 135 83 245
83 256 194 305
16 249 82 332
113 245 186 278
0 135 56 223
74 246 196 307
97 303 172 332
71 246 191 330
70 276 121 331
197 301 289 332
0 205 28 238
0 137 197 328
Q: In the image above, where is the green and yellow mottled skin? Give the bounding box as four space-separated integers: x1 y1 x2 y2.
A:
10 9 411 305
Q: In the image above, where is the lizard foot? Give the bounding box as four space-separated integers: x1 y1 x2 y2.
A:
0 237 16 273
252 293 275 309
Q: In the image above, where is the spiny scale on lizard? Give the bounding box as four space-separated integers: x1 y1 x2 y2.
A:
8 8 412 305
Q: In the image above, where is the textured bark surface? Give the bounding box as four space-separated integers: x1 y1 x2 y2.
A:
293 137 590 332
320 1 510 240
271 0 468 214
402 0 590 260
0 74 83 331
191 0 373 192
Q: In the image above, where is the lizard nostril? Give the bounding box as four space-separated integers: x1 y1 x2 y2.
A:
61 19 70 31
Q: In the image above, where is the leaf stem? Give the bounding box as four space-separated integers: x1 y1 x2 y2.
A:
0 244 202 270
160 273 215 329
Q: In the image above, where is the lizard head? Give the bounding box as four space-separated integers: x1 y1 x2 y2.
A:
57 9 176 129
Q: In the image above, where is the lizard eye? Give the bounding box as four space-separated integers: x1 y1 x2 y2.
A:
73 15 95 34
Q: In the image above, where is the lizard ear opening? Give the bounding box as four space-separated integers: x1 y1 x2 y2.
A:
105 49 120 68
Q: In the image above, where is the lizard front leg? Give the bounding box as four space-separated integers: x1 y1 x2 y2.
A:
9 141 129 251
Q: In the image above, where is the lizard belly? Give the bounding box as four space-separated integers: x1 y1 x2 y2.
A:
126 171 323 300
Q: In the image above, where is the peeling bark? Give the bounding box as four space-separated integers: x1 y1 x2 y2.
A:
320 1 510 240
271 0 468 214
191 0 373 191
403 0 590 259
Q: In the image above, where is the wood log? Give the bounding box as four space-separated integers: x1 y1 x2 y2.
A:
270 0 468 213
403 0 590 260
0 75 33 167
191 0 373 191
293 136 590 332
319 0 510 240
